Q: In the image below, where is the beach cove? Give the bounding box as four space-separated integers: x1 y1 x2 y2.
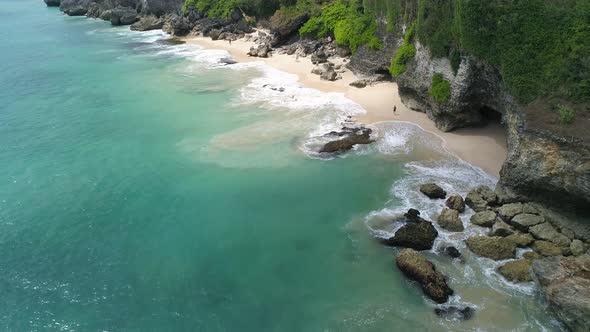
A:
0 1 567 331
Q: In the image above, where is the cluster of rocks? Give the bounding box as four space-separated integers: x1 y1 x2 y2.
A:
319 127 374 154
379 181 590 327
311 62 345 82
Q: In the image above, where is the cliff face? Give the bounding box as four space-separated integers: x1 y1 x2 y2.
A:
349 28 590 223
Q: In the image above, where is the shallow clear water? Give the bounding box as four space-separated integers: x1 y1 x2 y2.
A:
0 1 561 331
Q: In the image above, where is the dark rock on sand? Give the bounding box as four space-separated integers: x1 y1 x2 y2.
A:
437 208 464 232
435 306 474 320
349 79 368 88
319 128 374 153
533 255 590 332
445 195 465 212
419 183 447 199
465 236 516 260
163 14 190 36
396 248 454 303
570 240 586 256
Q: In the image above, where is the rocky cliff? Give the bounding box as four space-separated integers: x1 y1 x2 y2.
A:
348 24 590 236
57 0 183 18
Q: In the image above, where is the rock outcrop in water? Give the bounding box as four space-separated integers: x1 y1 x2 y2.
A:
396 248 454 303
381 209 438 251
419 183 446 199
44 0 61 6
319 128 374 154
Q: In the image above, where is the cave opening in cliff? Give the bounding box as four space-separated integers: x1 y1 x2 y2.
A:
480 106 503 125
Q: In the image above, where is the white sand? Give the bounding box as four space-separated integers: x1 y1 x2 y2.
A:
182 35 507 177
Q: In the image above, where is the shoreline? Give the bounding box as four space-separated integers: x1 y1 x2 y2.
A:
182 34 507 177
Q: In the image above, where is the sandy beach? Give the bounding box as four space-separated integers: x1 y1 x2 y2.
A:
182 35 507 177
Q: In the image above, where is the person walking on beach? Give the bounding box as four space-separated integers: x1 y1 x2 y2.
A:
393 105 397 115
229 38 232 45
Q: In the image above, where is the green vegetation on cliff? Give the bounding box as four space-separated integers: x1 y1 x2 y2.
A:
299 1 381 53
389 22 416 77
368 0 590 104
185 0 589 104
429 73 451 103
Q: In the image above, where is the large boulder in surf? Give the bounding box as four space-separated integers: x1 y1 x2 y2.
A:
497 259 533 282
434 306 474 320
44 0 61 6
489 219 515 237
465 236 516 260
506 232 535 248
319 128 374 153
382 218 438 251
533 254 590 332
437 208 464 232
419 183 446 199
445 195 465 212
110 7 137 26
130 15 164 31
396 248 454 303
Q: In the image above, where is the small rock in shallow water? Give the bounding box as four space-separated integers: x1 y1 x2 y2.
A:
443 246 461 258
437 208 464 232
419 183 447 199
435 306 474 320
319 128 374 153
382 218 438 251
445 195 465 212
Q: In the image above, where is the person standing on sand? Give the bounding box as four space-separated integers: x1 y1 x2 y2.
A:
393 105 397 115
229 39 232 45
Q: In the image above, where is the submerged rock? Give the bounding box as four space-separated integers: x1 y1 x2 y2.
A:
465 236 516 260
533 255 590 332
470 210 497 227
445 195 465 212
437 208 464 232
498 259 533 282
319 128 374 153
434 306 474 320
419 183 447 199
396 248 454 303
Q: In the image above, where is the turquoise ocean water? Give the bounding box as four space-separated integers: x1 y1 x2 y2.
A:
0 1 562 331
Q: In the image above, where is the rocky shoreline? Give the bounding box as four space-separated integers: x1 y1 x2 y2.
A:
44 1 590 330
